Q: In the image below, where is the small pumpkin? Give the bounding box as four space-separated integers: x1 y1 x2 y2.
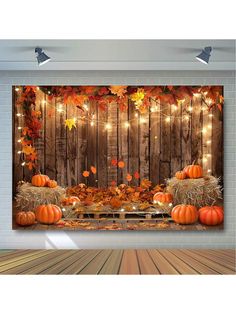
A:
110 197 123 209
16 211 36 226
175 171 186 180
199 206 224 226
171 204 198 224
153 192 173 204
83 170 90 177
47 180 57 188
32 174 50 187
61 196 80 206
118 161 125 168
184 164 203 179
35 204 62 224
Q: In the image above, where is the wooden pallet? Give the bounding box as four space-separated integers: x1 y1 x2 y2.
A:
65 210 172 221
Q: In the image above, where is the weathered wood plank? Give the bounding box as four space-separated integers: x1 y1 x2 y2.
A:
87 100 98 186
160 103 171 182
150 99 161 185
34 90 46 174
66 104 78 186
139 108 150 181
45 95 56 179
55 98 67 187
191 96 203 165
148 249 179 274
107 101 118 186
202 99 212 173
181 98 192 168
77 110 88 185
128 101 139 186
13 87 24 191
170 103 181 176
118 100 128 184
212 104 223 178
97 106 107 187
79 250 112 274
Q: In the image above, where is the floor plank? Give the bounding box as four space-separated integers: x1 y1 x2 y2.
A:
159 250 199 274
184 250 235 274
170 249 220 274
60 250 101 274
147 249 179 274
79 250 112 274
99 250 123 275
136 250 160 274
0 250 31 261
119 250 140 274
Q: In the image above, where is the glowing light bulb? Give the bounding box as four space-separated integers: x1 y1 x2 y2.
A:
165 117 171 123
188 107 193 112
202 128 207 134
154 136 158 139
184 116 189 121
120 208 125 212
207 169 211 173
36 87 40 91
42 100 46 105
105 123 112 130
193 93 201 97
17 139 22 143
172 105 178 112
206 140 211 145
17 151 22 154
21 162 26 166
124 122 130 128
207 124 212 129
15 87 20 92
207 153 211 157
140 117 146 124
16 113 21 117
201 107 207 112
84 104 89 111
18 127 22 130
135 112 138 117
208 113 213 117
203 157 208 163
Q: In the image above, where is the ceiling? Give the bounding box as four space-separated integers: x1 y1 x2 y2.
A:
0 39 235 70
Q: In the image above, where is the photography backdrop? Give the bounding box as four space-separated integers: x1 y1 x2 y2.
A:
0 70 235 248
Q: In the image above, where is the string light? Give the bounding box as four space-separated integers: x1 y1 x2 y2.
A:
124 122 130 128
84 104 89 111
135 112 138 118
203 157 208 163
57 104 64 113
105 123 112 130
172 105 178 112
90 121 95 126
165 117 171 123
202 127 207 134
151 105 158 112
154 135 158 139
42 100 46 105
208 113 213 117
201 107 207 111
207 124 212 129
207 169 211 173
17 139 22 143
206 140 211 145
16 113 21 117
188 106 193 112
140 117 146 124
207 153 211 157
184 116 189 121
36 87 40 91
17 151 22 154
15 87 20 92
18 127 22 130
21 162 26 166
193 93 201 97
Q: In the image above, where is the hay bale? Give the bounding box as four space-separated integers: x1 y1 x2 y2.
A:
15 182 66 211
166 175 222 208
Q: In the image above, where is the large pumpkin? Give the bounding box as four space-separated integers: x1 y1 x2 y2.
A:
35 204 62 224
199 206 224 226
47 180 57 188
171 204 198 224
153 192 173 204
184 164 203 179
16 211 35 226
175 171 186 180
61 196 80 206
32 174 50 187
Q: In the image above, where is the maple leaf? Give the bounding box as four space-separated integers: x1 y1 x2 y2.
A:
98 87 109 96
82 171 90 177
65 118 76 131
26 161 35 170
140 178 152 190
91 166 97 174
109 86 127 98
31 110 41 118
130 88 145 105
111 159 118 166
22 145 35 155
134 171 140 179
126 173 132 182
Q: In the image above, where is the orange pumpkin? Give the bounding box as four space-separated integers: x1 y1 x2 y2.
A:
110 197 123 209
61 196 80 206
118 161 125 168
32 174 50 187
47 180 57 188
175 171 186 180
199 206 224 226
153 192 173 204
184 164 203 179
35 204 62 224
16 211 36 226
171 204 198 224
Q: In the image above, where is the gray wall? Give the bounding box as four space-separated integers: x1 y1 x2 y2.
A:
0 70 235 249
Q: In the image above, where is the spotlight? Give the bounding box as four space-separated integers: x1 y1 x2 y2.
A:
196 47 212 64
35 47 51 66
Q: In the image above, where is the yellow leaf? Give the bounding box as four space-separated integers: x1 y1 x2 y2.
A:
65 118 76 131
22 145 35 155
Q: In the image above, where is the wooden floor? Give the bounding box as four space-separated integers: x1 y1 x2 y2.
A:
0 249 235 275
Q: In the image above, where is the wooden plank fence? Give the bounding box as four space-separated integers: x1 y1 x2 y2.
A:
13 89 223 190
